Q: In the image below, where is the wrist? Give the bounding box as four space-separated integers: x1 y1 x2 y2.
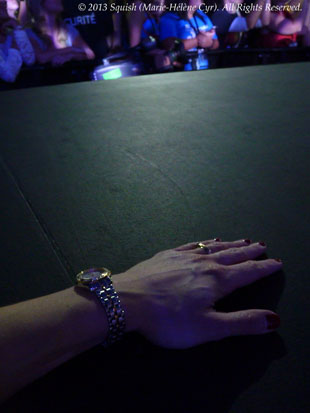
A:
72 286 110 346
112 273 141 334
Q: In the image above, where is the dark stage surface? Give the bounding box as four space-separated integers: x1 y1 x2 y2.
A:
0 63 309 412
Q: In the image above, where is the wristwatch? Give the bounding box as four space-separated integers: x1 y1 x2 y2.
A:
76 267 126 347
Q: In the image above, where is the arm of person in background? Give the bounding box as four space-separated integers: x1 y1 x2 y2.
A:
29 33 94 66
197 28 219 50
128 2 145 47
269 0 309 35
51 24 95 64
0 239 282 403
285 0 305 20
0 1 18 32
16 0 27 25
107 11 123 50
29 39 81 65
160 15 200 51
246 0 271 29
68 30 95 60
301 0 310 45
161 34 198 51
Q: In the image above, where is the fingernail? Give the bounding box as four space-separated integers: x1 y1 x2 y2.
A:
259 241 266 246
214 238 221 242
274 258 282 263
244 239 251 244
266 314 281 330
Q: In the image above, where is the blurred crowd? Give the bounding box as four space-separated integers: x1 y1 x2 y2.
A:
1 0 310 84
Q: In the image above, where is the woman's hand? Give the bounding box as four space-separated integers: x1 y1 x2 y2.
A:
197 29 216 49
113 239 282 349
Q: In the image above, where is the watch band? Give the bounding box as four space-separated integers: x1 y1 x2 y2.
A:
96 276 126 348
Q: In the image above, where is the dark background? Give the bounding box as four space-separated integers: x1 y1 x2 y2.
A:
0 62 309 412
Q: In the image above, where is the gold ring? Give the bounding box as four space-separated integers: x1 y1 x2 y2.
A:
198 242 211 254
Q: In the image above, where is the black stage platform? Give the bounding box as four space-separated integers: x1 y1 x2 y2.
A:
0 62 309 412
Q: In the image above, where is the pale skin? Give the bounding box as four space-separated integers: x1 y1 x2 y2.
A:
0 238 282 403
0 0 18 43
223 0 271 30
267 0 309 35
28 0 95 66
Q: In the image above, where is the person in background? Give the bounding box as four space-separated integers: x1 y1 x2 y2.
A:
211 0 271 48
257 0 309 48
127 0 174 73
15 0 27 24
159 0 219 71
0 0 34 82
105 0 129 52
128 0 165 47
62 0 113 59
26 0 94 66
301 0 310 45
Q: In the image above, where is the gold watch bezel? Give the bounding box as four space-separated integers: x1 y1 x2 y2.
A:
76 267 111 287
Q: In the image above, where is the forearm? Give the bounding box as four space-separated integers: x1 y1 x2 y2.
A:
302 0 310 32
0 286 108 403
182 37 198 50
261 0 271 26
66 50 91 61
209 38 219 50
276 1 308 34
246 0 270 29
36 47 84 64
128 11 144 47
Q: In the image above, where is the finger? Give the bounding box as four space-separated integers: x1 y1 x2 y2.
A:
191 239 251 255
204 310 281 340
212 242 267 265
222 258 282 294
175 239 220 251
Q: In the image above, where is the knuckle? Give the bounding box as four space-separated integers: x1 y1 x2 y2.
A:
187 254 205 264
202 264 225 278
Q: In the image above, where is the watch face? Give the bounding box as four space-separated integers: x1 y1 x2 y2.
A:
76 267 111 285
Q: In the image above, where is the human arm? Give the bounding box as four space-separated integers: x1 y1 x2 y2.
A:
246 0 271 29
301 0 310 44
0 238 282 403
128 2 145 47
70 31 95 60
107 11 123 50
269 0 309 35
28 24 94 65
161 30 218 51
16 0 27 25
197 29 219 50
31 43 94 66
31 44 82 65
0 2 18 34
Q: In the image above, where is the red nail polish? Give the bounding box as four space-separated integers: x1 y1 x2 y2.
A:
214 238 221 242
259 241 266 246
266 314 281 330
274 258 282 263
244 239 251 244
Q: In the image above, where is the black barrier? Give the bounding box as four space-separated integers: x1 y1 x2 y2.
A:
1 47 310 91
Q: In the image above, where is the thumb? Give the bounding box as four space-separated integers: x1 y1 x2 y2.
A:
207 310 281 339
